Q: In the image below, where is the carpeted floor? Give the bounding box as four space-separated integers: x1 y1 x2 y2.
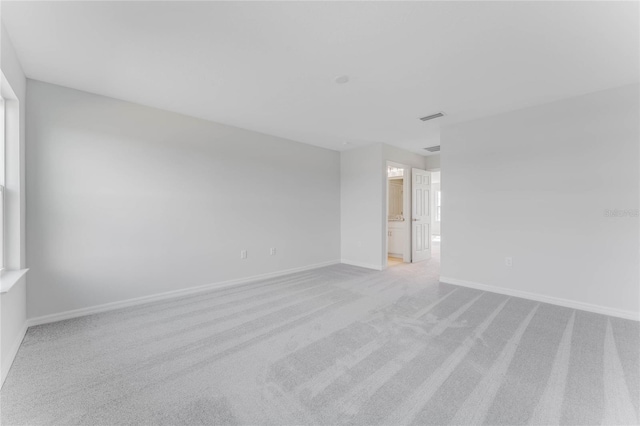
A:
1 254 638 425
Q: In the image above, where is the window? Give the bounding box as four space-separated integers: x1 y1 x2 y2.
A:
0 185 4 272
0 97 4 271
0 76 28 289
435 190 441 222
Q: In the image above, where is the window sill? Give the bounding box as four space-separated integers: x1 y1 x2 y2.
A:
0 269 29 294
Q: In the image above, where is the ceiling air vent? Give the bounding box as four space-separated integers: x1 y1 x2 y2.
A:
424 146 440 152
419 112 445 122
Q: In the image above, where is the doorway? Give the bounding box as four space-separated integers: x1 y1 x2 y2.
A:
386 162 410 267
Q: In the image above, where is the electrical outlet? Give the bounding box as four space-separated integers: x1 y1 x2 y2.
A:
270 248 276 256
505 257 513 267
240 250 247 259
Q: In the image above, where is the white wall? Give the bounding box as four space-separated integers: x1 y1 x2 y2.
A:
26 81 341 319
341 144 383 269
1 277 26 384
431 171 441 236
341 143 426 270
441 84 639 319
425 154 440 170
0 21 28 385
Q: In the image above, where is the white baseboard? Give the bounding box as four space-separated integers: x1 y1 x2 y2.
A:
27 260 341 327
340 259 383 271
439 276 639 321
1 322 28 387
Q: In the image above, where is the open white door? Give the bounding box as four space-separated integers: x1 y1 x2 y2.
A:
411 168 431 262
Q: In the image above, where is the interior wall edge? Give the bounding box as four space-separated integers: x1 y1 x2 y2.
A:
26 259 341 328
440 276 640 321
340 259 383 271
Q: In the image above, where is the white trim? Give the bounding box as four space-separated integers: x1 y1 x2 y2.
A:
27 260 340 327
340 259 383 271
0 268 28 294
439 276 640 321
1 322 27 387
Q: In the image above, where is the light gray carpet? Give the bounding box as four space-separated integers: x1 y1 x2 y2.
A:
1 257 638 425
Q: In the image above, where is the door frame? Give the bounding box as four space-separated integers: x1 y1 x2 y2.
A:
384 161 412 269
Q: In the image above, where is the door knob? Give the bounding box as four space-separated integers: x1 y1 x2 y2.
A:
413 218 419 221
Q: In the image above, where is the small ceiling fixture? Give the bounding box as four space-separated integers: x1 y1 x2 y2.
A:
424 145 441 152
334 75 350 84
419 112 445 122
